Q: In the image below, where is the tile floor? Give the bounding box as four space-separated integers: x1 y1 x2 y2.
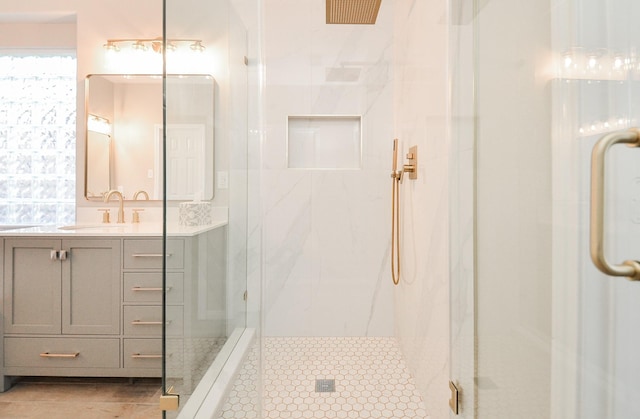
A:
218 336 429 418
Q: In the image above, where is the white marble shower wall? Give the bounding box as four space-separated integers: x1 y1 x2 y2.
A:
392 1 450 418
263 0 395 336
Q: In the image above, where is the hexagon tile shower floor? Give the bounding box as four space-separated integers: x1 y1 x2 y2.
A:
218 337 429 418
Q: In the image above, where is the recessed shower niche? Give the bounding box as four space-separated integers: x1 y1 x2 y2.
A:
287 115 362 169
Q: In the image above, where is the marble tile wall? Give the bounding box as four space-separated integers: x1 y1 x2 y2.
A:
262 0 395 337
262 1 452 415
391 1 450 418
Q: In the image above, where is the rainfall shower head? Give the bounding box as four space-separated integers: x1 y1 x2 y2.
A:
326 0 382 25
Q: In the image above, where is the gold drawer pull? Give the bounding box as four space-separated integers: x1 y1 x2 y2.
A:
40 352 80 358
131 286 172 292
131 353 162 359
131 320 172 326
131 253 172 258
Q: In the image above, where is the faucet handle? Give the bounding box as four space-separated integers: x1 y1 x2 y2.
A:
132 209 144 224
98 208 111 224
133 190 149 200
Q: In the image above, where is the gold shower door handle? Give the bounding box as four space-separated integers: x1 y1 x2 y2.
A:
590 128 640 280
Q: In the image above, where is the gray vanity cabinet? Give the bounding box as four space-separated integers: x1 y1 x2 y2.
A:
2 238 121 391
3 239 63 334
3 238 121 335
61 239 121 335
121 238 185 375
0 232 204 392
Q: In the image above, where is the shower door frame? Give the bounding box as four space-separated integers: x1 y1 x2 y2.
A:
450 0 640 418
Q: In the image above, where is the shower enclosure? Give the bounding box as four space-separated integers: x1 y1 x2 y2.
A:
160 0 261 417
450 0 640 418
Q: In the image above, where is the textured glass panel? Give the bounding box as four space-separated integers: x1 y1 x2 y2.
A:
56 178 75 200
34 203 58 224
0 204 9 221
0 153 7 174
57 203 75 225
33 155 57 174
0 129 7 148
14 204 33 223
0 179 7 199
0 54 76 225
15 179 32 198
34 179 58 199
16 155 32 174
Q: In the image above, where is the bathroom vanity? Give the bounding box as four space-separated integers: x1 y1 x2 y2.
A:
0 222 227 392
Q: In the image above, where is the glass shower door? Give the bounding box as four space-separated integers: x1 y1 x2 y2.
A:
159 0 259 417
450 0 640 417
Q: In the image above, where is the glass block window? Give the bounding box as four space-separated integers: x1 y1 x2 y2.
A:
0 53 76 226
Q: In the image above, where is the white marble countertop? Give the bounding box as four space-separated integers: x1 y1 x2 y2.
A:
0 220 227 237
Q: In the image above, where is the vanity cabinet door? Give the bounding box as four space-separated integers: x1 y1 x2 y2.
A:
62 239 121 335
4 239 62 334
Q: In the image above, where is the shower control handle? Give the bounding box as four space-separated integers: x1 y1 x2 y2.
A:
590 128 640 280
403 146 418 180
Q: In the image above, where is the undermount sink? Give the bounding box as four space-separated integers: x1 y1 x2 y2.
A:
57 224 126 230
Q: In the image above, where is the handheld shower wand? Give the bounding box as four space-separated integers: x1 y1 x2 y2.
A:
391 139 403 183
391 139 401 285
392 138 398 172
390 139 418 285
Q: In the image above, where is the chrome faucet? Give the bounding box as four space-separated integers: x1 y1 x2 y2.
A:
133 190 149 200
104 190 125 223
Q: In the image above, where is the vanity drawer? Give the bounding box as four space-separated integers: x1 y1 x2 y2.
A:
123 339 162 370
123 239 184 269
4 337 120 369
123 305 183 337
123 272 184 304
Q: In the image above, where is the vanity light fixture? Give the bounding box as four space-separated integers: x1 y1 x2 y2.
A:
103 38 206 54
189 40 205 52
87 114 112 136
103 41 120 52
131 40 148 51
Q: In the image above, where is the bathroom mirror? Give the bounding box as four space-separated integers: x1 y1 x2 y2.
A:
85 74 215 201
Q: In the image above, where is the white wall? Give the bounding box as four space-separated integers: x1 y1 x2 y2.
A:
392 1 450 417
262 0 394 336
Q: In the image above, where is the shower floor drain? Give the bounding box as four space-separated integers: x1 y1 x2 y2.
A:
315 379 335 393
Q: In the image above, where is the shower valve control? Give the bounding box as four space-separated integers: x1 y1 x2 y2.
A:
403 146 418 180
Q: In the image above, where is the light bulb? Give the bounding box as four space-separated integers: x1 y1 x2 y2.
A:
132 41 147 51
103 41 120 52
190 41 205 52
613 57 623 69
